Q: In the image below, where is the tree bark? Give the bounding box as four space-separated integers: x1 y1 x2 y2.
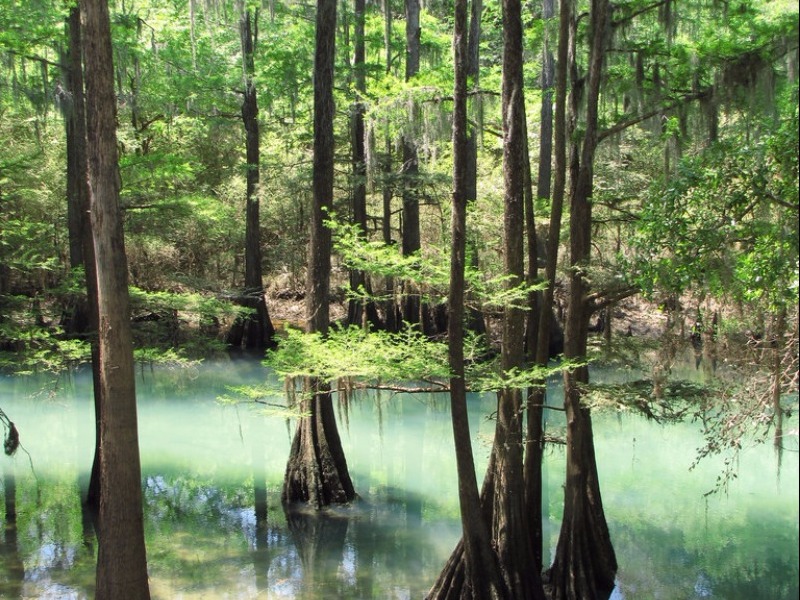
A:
431 0 506 595
81 0 150 596
400 0 425 330
283 0 355 509
524 0 561 573
238 6 276 352
62 6 103 510
61 7 91 337
429 1 547 596
546 0 618 595
282 381 356 507
347 0 382 329
464 0 487 337
491 0 546 595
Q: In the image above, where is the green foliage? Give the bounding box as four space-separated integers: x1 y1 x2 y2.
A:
217 383 304 419
586 379 712 421
267 325 451 384
328 216 545 310
261 323 566 399
0 326 90 374
630 115 799 312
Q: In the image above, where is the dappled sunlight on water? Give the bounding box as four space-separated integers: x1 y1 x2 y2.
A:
1 360 798 598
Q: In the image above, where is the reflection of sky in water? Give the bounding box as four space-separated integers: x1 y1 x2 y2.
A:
1 361 798 599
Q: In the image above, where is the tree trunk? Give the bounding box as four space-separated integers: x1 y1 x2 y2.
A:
61 8 91 337
62 6 103 510
431 0 507 595
282 382 356 507
283 0 355 509
401 0 426 330
346 0 382 329
772 307 787 448
491 0 546 595
430 1 547 596
464 0 487 337
239 6 276 352
381 131 401 332
546 0 617 595
81 0 150 596
524 0 561 572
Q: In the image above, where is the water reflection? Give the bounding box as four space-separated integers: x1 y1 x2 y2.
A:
0 361 798 599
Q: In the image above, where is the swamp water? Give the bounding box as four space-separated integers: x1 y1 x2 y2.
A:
0 360 797 599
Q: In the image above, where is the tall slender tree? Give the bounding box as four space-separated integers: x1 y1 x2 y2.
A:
489 0 546 594
61 6 90 338
463 0 487 337
546 0 618 595
400 0 425 329
430 0 507 595
229 2 276 352
282 0 356 509
525 0 566 572
346 0 381 329
429 0 548 596
80 0 150 596
63 5 105 510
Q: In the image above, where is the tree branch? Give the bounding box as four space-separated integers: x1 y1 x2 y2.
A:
611 0 669 28
5 49 64 70
586 285 640 312
598 89 710 143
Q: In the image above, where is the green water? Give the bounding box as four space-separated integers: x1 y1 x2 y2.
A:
1 361 797 599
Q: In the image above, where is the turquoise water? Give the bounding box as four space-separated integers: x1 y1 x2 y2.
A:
1 360 797 599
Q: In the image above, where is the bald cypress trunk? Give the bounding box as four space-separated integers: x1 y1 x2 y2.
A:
546 0 618 595
429 0 506 596
81 0 150 596
524 0 565 572
282 0 355 509
491 0 546 594
232 6 276 352
61 7 91 337
347 0 382 329
62 6 103 511
400 0 429 331
429 0 547 596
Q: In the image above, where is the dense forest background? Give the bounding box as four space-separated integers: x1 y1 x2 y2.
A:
0 0 798 596
0 0 797 364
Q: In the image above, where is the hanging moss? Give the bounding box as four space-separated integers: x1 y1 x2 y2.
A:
722 50 769 90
